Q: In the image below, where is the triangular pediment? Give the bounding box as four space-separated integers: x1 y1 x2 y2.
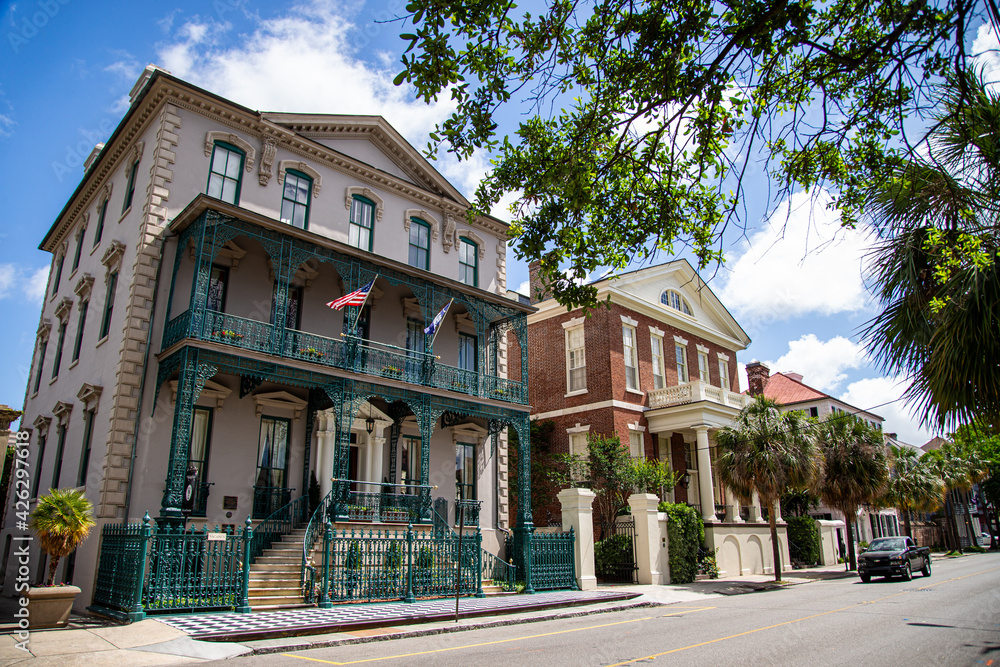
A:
252 390 308 419
262 113 469 206
604 259 750 349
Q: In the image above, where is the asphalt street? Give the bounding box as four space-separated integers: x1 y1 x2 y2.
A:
215 553 1000 667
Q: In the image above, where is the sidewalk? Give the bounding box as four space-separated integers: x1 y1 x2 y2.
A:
0 563 864 666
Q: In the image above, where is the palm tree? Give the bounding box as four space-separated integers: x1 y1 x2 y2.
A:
924 447 966 551
716 395 817 582
29 488 96 586
882 445 942 538
862 67 1000 431
815 414 889 571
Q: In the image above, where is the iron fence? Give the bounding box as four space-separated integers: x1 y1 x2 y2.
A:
595 518 638 584
531 529 577 591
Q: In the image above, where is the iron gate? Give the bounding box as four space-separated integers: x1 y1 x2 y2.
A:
595 518 638 584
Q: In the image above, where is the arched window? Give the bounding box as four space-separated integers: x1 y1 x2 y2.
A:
661 289 692 315
458 237 478 287
349 195 375 251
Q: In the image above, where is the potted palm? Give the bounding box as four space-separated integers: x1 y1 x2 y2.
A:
27 488 96 628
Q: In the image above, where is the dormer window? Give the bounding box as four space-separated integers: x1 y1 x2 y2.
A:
661 289 692 315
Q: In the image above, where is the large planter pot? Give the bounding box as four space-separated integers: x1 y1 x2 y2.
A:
26 585 81 628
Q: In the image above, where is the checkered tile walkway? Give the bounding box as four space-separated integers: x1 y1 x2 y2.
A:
154 590 638 640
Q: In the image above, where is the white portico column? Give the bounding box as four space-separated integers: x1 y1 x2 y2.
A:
725 486 744 523
750 491 765 523
694 425 718 523
370 425 387 485
316 409 337 498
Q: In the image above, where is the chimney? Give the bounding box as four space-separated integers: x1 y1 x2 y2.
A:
785 372 803 383
746 361 770 396
528 260 548 304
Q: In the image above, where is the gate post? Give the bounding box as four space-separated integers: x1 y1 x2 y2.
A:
629 493 667 585
557 488 597 590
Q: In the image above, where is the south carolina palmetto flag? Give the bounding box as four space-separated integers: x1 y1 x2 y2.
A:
423 298 453 347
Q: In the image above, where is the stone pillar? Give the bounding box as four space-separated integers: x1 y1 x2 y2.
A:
775 498 784 524
371 428 386 485
725 486 743 523
694 426 718 523
629 493 667 584
558 487 597 591
750 491 764 523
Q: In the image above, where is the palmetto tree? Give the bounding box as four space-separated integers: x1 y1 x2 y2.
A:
863 68 1000 430
883 445 942 538
716 396 817 582
29 488 95 586
815 414 889 571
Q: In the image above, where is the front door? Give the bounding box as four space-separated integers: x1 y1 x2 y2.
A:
254 416 291 518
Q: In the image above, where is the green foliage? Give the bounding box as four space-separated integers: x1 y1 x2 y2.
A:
659 502 703 584
415 547 434 570
509 420 563 524
395 0 973 312
698 549 720 579
384 543 403 571
785 515 821 566
595 533 633 580
780 488 820 517
862 70 1000 429
964 544 987 553
30 488 96 586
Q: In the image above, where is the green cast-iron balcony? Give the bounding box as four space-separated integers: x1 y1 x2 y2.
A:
162 309 526 404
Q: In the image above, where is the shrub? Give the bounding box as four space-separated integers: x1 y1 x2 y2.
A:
698 548 720 579
964 544 986 553
785 515 821 566
659 502 703 584
595 533 633 579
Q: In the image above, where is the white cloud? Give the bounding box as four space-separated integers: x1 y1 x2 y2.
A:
767 334 866 393
516 280 529 296
972 23 1000 83
0 264 48 303
839 376 937 447
717 188 870 326
0 113 14 138
154 0 455 146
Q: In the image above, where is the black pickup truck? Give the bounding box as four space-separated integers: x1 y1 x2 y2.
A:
857 536 931 582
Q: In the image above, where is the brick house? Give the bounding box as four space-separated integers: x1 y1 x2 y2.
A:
527 259 791 576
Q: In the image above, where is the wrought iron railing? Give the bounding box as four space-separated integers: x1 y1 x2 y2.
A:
317 523 481 603
456 499 482 527
164 308 527 404
253 485 294 519
247 492 309 564
331 479 432 524
189 482 213 517
89 513 252 620
481 547 516 592
531 529 577 591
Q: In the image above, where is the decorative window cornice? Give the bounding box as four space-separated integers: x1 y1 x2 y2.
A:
278 160 322 196
37 319 52 341
649 325 665 337
52 401 74 424
451 422 488 445
696 344 710 354
402 297 423 320
77 383 103 412
566 423 590 434
673 335 688 345
169 379 231 411
33 415 52 433
252 390 307 419
77 213 90 239
99 181 113 204
404 209 439 242
189 238 246 269
54 297 74 323
457 230 486 259
454 312 475 336
562 316 585 330
129 141 144 165
345 186 384 221
101 240 126 276
74 274 95 302
620 314 638 327
717 352 730 361
204 131 255 172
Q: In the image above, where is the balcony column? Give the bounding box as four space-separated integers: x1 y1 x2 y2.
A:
694 425 718 523
750 491 765 523
370 427 386 487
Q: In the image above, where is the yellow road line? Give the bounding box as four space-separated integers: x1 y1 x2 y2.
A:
661 606 716 617
281 616 654 665
604 565 1000 666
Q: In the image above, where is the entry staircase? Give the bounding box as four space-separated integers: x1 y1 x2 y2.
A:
245 495 512 610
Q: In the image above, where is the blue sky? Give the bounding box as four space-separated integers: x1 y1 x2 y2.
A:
0 0 963 444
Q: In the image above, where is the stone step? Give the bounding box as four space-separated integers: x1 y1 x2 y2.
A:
253 555 300 565
247 595 308 607
250 563 300 573
248 602 314 611
249 587 302 598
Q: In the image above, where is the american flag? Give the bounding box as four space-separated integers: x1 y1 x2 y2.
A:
326 279 375 311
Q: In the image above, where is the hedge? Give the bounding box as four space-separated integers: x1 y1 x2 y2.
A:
786 515 821 566
659 502 704 584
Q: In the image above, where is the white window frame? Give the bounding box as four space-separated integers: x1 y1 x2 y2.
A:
622 323 639 391
697 350 710 383
675 342 688 383
564 320 587 394
718 355 730 390
650 333 665 390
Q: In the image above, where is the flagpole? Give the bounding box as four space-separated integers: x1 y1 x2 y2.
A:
350 275 378 333
428 298 453 349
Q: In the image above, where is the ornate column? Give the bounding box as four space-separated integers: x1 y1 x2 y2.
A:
694 425 718 523
511 415 534 593
160 348 216 523
315 409 336 498
371 427 387 486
